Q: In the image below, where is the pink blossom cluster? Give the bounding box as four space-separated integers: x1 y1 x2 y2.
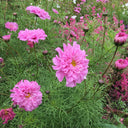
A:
26 6 51 20
91 6 96 16
115 58 128 70
96 0 109 3
18 28 47 43
5 22 18 32
0 108 15 124
52 42 89 87
94 26 104 34
10 80 42 111
110 73 128 101
61 17 87 42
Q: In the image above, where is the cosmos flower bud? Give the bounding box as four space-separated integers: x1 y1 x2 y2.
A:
2 34 11 41
42 50 48 55
114 32 128 46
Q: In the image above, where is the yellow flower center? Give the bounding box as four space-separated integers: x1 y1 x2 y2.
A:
71 60 76 67
25 93 31 98
4 110 8 115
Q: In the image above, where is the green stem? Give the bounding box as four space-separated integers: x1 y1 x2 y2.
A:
4 0 8 22
102 46 118 77
0 93 9 96
33 43 38 78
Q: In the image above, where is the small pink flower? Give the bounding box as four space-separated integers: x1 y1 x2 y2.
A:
5 22 18 32
114 32 128 46
74 7 81 13
0 57 4 64
52 42 89 87
120 118 124 124
10 80 42 111
18 28 47 43
0 108 15 124
2 34 11 41
52 8 59 14
26 6 51 20
27 41 34 48
115 58 128 70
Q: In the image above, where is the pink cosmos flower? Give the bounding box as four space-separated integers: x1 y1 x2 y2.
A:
0 57 4 64
74 7 81 13
115 58 128 70
52 8 59 14
52 42 89 87
5 22 18 32
10 80 42 111
18 28 47 43
0 108 15 124
2 34 11 41
114 32 128 46
26 6 51 20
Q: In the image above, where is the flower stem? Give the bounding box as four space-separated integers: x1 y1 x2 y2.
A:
0 93 9 96
4 0 8 22
33 43 38 78
102 46 118 77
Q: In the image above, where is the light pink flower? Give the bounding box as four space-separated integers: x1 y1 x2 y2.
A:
52 42 89 87
0 108 15 124
18 28 47 43
115 58 128 70
10 80 42 111
52 8 59 14
2 34 11 41
5 22 18 32
114 32 128 46
120 118 124 124
26 6 51 20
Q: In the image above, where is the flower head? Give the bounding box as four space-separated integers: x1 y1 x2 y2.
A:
0 108 15 124
5 22 18 32
0 57 4 64
52 42 89 87
2 34 11 41
114 32 128 46
52 8 59 14
26 6 51 20
18 28 47 43
115 58 128 70
10 80 42 111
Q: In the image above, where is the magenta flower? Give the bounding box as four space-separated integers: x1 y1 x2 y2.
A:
2 34 11 41
0 57 4 64
10 80 42 111
0 108 15 124
52 8 59 14
27 41 34 48
74 7 81 13
114 32 128 46
52 42 89 87
5 22 18 32
115 58 128 70
18 28 47 43
26 6 51 20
